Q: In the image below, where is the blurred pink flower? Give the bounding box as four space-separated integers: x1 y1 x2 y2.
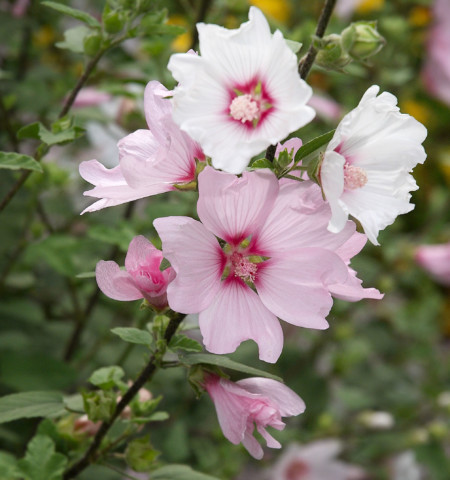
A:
12 0 29 17
168 7 314 174
80 81 203 213
204 374 305 459
154 167 381 363
72 87 112 108
308 94 343 122
415 243 450 286
422 0 450 106
73 415 101 437
96 235 175 309
270 440 366 480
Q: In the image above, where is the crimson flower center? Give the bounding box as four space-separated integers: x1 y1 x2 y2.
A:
344 163 368 190
228 81 273 128
230 251 258 283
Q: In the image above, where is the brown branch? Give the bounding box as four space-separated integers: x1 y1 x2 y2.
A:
265 0 337 163
63 314 185 479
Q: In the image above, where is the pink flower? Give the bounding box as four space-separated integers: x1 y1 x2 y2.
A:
415 243 450 286
72 87 112 108
80 81 203 213
168 7 314 174
154 167 381 363
204 374 305 459
308 94 343 122
96 235 175 310
270 440 366 480
422 0 450 106
74 415 101 437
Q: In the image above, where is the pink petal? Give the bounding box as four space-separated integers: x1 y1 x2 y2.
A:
153 217 225 314
143 81 173 145
117 129 159 165
95 261 143 301
242 429 264 459
236 378 306 417
197 167 279 245
199 278 283 363
125 235 162 273
255 252 348 329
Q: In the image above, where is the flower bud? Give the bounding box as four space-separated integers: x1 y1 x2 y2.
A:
341 21 385 61
314 34 352 70
103 11 125 34
83 32 102 56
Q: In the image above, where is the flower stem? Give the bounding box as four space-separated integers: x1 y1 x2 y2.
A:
63 313 185 479
265 0 337 163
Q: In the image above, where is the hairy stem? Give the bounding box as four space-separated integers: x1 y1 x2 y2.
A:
63 314 185 479
265 0 337 162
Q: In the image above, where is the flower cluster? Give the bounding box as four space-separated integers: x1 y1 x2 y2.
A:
81 7 427 460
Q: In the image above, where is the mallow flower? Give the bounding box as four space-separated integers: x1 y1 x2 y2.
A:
320 85 427 245
154 167 381 363
79 81 203 213
415 243 450 286
204 374 305 459
167 7 315 174
96 235 175 310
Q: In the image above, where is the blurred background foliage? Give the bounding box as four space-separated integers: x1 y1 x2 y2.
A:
0 0 449 479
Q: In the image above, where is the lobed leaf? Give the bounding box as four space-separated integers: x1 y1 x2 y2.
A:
111 327 153 346
42 1 101 27
0 152 42 172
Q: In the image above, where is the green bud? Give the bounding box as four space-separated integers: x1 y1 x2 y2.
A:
275 148 292 170
315 34 352 70
103 11 125 34
83 32 102 56
82 390 116 422
125 435 159 472
341 22 385 61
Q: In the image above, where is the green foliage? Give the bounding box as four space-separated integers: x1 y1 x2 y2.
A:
89 365 125 389
169 334 203 353
0 152 43 172
55 26 91 53
111 326 153 345
0 392 65 424
42 1 101 28
125 435 159 472
151 464 222 480
82 390 116 422
18 120 85 146
17 435 68 480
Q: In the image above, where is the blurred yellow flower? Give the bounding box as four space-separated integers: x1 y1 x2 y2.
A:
400 99 431 126
249 0 291 23
409 6 431 28
33 25 56 48
168 15 192 52
356 0 384 15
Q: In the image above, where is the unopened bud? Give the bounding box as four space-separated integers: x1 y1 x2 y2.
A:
275 148 292 170
315 34 352 70
103 11 125 34
83 32 102 56
341 22 385 61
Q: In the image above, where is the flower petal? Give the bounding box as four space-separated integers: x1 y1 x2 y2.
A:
95 261 143 301
199 278 283 363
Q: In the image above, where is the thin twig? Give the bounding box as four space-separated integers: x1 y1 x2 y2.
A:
63 314 185 479
265 0 337 163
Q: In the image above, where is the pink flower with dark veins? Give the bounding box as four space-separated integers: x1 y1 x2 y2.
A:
154 167 382 363
167 7 315 174
96 235 175 310
204 374 305 459
80 81 204 213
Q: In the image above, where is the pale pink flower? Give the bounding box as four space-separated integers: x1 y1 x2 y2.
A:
72 87 112 108
204 374 305 459
320 85 427 245
12 0 29 17
73 415 101 437
167 7 315 174
119 385 152 419
422 0 450 106
79 81 203 213
334 0 360 20
154 167 381 363
308 94 343 122
415 243 450 286
270 440 366 480
96 235 175 310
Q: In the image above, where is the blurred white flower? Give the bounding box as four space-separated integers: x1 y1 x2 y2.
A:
358 410 394 430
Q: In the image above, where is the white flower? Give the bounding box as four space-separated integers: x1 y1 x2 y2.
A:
320 85 427 245
167 7 315 174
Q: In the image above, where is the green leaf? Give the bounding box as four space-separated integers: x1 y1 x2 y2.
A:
151 465 221 480
111 327 153 346
285 39 302 53
87 223 135 250
294 129 335 164
250 158 274 170
42 1 101 27
0 152 43 172
180 354 283 382
17 122 41 140
131 411 169 424
0 391 65 424
0 452 21 479
18 435 68 480
89 365 125 389
17 121 85 146
169 334 203 352
75 271 96 279
56 26 90 54
63 394 85 413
